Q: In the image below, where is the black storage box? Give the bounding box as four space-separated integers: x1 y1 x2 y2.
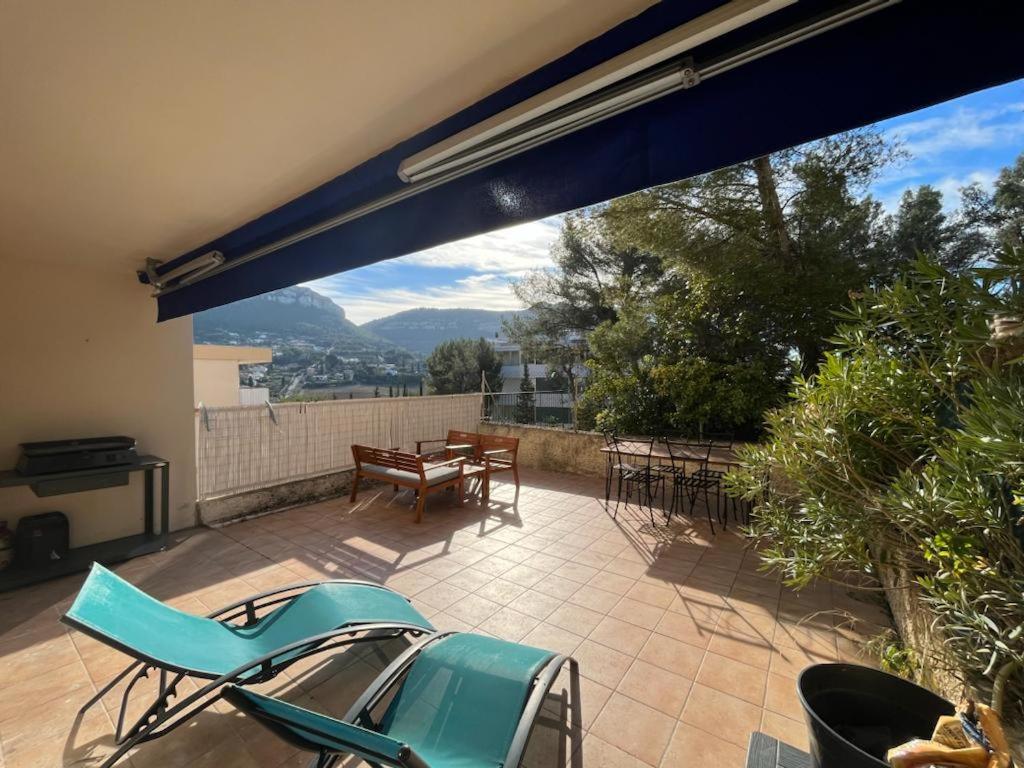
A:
15 512 70 568
16 436 137 476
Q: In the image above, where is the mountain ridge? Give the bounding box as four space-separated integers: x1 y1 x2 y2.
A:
194 286 526 357
361 306 527 355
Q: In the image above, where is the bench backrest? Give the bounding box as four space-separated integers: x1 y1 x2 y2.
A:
446 430 481 448
352 445 422 476
479 434 519 459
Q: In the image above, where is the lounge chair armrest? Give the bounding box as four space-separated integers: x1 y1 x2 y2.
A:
207 579 399 624
415 438 445 451
482 448 512 456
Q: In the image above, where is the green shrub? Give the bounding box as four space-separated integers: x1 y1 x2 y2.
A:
727 250 1024 713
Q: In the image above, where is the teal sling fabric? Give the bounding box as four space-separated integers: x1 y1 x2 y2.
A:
64 564 434 677
225 686 409 766
381 634 555 768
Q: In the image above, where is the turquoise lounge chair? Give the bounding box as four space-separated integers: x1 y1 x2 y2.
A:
61 563 435 768
224 632 578 768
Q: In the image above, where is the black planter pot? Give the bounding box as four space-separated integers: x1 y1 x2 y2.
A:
798 663 954 768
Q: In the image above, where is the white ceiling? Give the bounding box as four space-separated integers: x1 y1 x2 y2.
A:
0 0 654 273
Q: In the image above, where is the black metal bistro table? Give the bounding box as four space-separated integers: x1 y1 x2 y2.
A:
0 455 169 591
746 732 811 768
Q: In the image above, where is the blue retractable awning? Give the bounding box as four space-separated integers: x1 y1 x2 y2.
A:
153 0 1024 321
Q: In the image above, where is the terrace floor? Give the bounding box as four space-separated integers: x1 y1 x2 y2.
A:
0 468 890 768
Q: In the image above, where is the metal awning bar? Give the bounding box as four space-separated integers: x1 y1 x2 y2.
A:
146 0 898 299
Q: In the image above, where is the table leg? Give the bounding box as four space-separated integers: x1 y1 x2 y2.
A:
144 469 154 535
160 464 169 536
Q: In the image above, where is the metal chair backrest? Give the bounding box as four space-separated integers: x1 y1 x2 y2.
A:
705 432 734 448
664 439 711 472
611 435 654 471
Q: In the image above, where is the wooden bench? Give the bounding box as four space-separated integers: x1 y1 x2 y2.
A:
478 434 520 500
415 430 481 461
350 445 466 523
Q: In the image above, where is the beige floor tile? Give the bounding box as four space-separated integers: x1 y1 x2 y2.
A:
637 633 705 679
660 722 746 768
654 611 718 650
695 651 768 706
476 606 541 641
569 585 622 614
501 563 549 588
548 603 605 636
760 710 810 751
445 593 502 625
475 578 528 605
507 589 565 620
522 623 585 657
589 617 651 657
764 672 804 721
706 629 773 668
768 644 836 679
581 735 655 768
414 581 470 610
590 693 675 766
608 597 666 630
680 684 763 749
574 640 634 689
534 575 584 601
443 568 494 592
587 571 637 596
616 659 691 717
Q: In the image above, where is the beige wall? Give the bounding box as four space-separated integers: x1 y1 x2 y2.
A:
0 257 197 546
194 358 242 408
479 423 607 477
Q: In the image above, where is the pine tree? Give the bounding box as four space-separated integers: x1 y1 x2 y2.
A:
515 362 536 424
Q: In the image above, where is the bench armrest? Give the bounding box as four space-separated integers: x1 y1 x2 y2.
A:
429 456 466 467
416 438 445 450
482 448 512 456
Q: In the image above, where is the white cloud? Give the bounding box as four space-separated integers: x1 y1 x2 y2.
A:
886 102 1024 158
932 169 998 207
311 274 523 325
304 215 562 323
400 217 561 274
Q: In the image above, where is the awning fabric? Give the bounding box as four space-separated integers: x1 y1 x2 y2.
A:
156 0 1024 321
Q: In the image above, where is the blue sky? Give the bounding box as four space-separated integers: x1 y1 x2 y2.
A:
308 79 1024 325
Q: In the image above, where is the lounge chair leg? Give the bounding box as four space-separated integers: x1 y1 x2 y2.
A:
457 478 464 506
512 464 520 488
349 475 361 503
79 660 144 715
415 494 425 523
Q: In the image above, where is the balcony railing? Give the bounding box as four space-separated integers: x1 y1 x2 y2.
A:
483 391 575 428
195 394 483 500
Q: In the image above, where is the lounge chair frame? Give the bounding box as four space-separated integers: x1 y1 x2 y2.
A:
62 579 433 768
258 631 577 768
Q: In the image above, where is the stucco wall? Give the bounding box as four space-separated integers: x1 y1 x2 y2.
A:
0 257 197 545
478 423 606 476
194 358 241 407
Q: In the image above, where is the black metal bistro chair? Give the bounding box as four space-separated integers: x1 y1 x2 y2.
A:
661 440 719 532
692 433 747 527
609 435 662 526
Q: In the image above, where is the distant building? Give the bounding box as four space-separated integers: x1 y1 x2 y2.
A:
193 345 272 407
486 337 587 393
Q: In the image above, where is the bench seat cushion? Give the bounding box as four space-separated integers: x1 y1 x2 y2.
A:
360 462 460 486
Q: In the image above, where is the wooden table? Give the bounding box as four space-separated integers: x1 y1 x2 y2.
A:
746 732 811 768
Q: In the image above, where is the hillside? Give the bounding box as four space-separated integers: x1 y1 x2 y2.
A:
193 286 399 358
361 307 527 355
